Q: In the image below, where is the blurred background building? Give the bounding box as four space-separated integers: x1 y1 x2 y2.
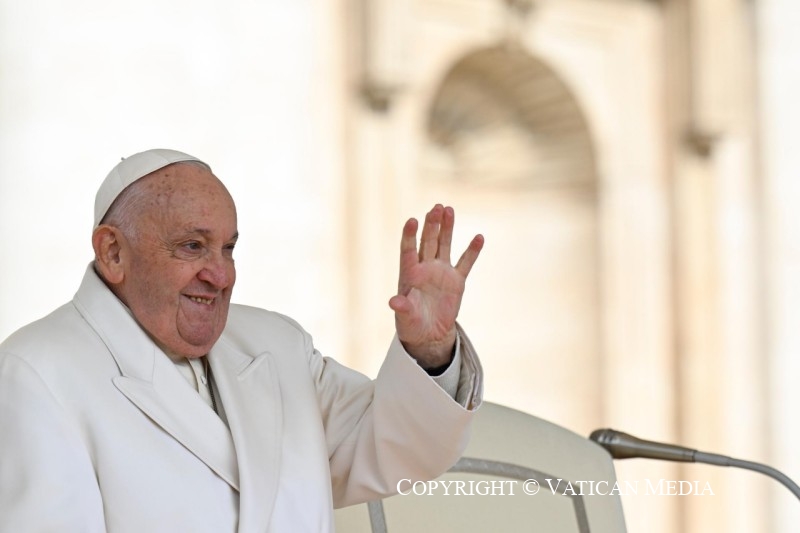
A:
0 0 797 531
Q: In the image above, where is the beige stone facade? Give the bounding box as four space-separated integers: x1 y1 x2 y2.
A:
0 0 798 531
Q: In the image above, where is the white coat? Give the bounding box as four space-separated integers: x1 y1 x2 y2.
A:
0 267 482 532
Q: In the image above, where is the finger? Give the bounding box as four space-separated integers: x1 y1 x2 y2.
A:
397 218 418 294
437 206 454 263
419 204 443 261
400 217 418 257
455 234 485 278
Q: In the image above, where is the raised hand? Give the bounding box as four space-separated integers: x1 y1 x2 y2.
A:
388 204 484 369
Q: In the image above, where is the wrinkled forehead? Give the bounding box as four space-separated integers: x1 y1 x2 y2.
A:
94 149 207 228
127 164 238 238
139 164 234 213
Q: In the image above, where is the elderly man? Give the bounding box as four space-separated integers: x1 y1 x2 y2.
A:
0 149 484 532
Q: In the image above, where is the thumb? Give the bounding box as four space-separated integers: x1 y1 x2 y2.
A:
388 295 412 314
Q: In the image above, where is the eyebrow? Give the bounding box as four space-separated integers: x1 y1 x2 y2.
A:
181 229 239 241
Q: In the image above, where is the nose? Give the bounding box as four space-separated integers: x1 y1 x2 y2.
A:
197 252 235 289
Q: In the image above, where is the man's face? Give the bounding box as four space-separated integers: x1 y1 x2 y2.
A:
116 164 238 358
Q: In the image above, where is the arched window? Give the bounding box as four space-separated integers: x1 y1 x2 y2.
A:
419 45 602 431
424 45 596 188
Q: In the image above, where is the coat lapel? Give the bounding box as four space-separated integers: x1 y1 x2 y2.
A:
209 339 283 533
112 356 240 491
74 266 285 530
72 266 240 491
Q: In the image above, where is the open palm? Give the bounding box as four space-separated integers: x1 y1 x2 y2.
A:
388 204 484 369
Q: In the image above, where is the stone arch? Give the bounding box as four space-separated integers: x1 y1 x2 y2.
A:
416 44 603 432
423 45 596 188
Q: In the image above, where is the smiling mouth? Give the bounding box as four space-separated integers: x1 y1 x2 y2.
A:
187 296 214 305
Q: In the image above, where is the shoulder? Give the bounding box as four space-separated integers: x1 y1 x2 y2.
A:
0 302 88 361
221 303 313 353
0 302 116 390
226 304 307 334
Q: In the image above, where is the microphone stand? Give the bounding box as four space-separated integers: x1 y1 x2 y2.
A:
590 429 800 502
694 451 800 501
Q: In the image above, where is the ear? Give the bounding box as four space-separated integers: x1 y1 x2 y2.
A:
92 225 127 285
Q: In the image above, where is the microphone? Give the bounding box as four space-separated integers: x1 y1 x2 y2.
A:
589 428 800 501
590 429 695 462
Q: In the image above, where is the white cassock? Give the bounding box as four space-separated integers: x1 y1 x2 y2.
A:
0 266 482 532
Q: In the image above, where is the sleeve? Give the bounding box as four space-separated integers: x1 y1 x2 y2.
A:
0 353 106 532
429 337 462 401
429 326 483 409
307 323 483 508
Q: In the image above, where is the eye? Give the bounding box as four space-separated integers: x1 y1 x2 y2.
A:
183 241 203 252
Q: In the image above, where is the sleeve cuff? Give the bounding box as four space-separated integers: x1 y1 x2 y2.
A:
429 335 462 401
393 325 483 410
